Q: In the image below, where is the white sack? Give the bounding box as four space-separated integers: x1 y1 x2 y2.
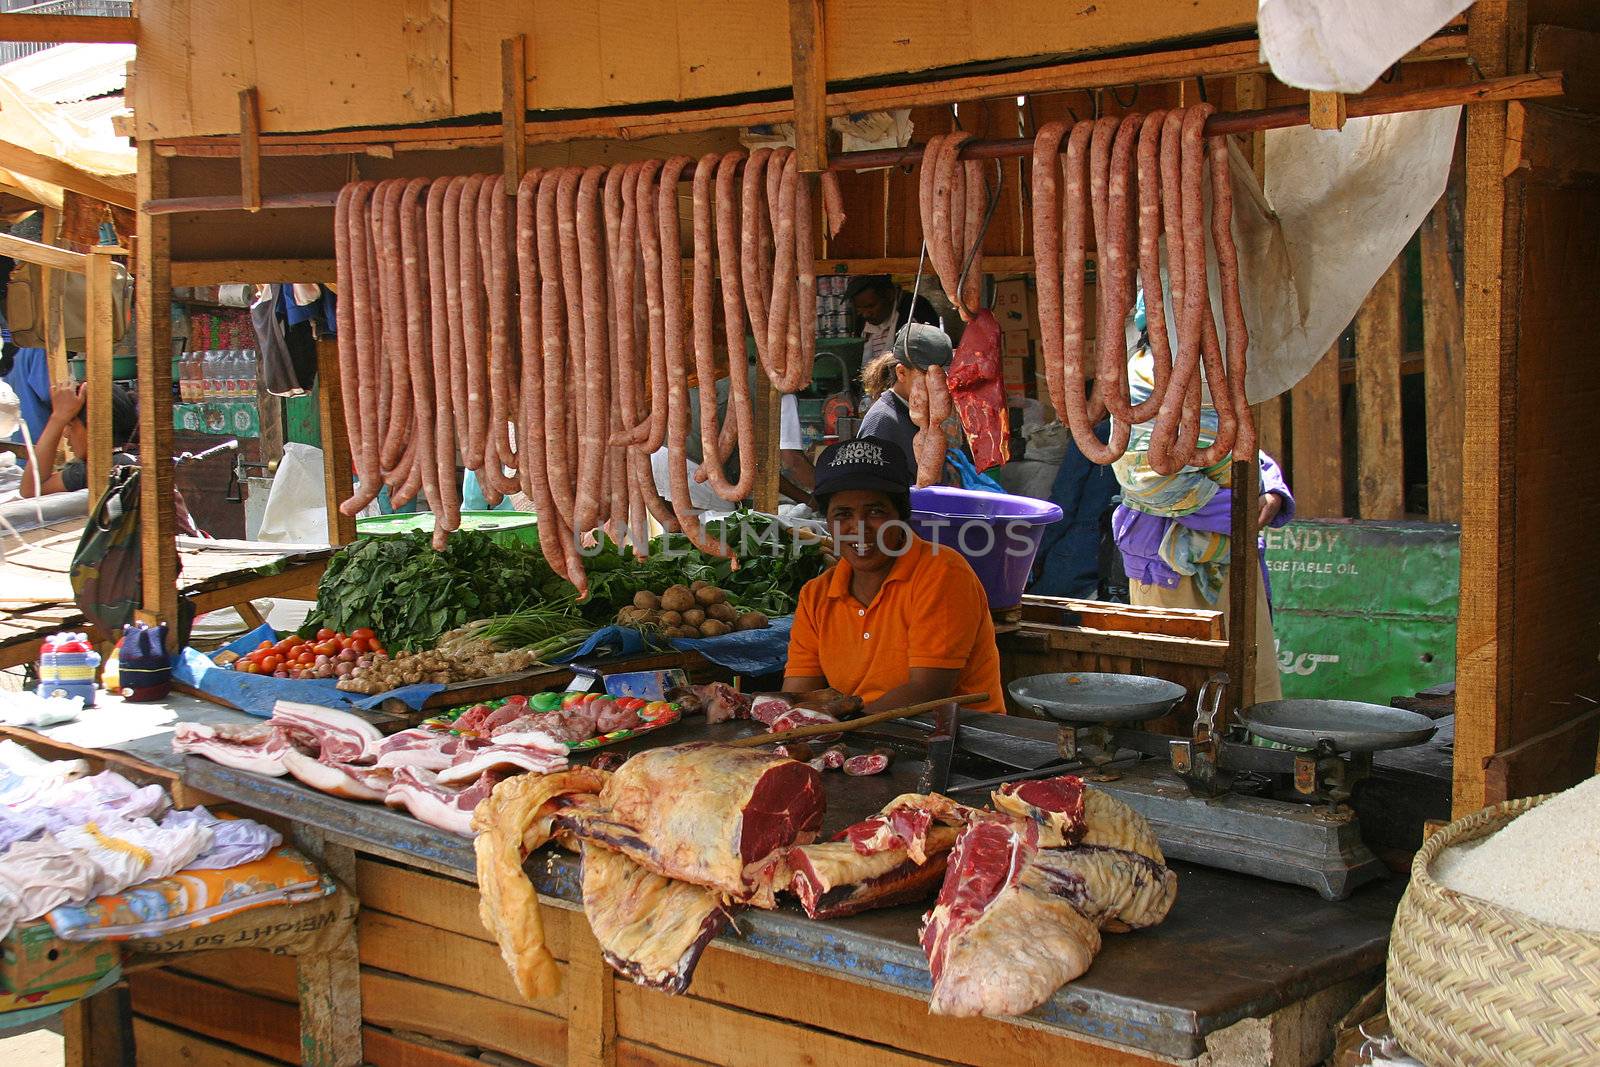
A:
1258 0 1474 92
255 443 331 544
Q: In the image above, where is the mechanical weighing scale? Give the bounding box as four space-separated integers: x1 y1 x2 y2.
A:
999 672 1439 900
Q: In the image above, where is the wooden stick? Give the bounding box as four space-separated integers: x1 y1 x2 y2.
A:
140 72 1562 217
728 693 988 748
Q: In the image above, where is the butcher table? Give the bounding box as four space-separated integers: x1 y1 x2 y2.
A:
8 694 1403 1066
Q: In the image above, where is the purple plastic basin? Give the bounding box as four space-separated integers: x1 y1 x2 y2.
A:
909 486 1064 610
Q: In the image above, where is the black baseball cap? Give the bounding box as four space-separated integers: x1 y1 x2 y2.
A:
814 435 914 499
893 322 952 370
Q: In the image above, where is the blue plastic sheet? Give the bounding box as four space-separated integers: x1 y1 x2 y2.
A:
173 624 443 719
554 618 792 678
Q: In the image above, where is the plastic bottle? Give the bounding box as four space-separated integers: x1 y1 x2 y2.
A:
241 349 258 398
225 350 242 399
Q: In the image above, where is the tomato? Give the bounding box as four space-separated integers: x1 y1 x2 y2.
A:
352 627 376 641
256 639 274 651
312 640 336 657
316 628 335 641
237 661 259 674
369 642 386 656
349 637 370 654
282 635 305 649
260 654 281 673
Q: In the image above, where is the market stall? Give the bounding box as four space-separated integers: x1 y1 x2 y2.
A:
0 1 1589 1065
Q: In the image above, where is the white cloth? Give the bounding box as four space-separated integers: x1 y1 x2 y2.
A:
650 447 727 513
55 816 214 899
1258 0 1473 93
780 394 803 451
862 318 896 360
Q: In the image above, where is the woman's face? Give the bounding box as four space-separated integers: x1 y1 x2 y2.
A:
827 490 907 577
64 418 88 459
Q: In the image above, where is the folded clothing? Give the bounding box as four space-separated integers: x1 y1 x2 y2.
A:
0 809 46 853
54 816 214 899
163 807 281 871
0 833 100 923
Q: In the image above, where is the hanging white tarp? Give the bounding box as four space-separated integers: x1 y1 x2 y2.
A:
1257 0 1474 93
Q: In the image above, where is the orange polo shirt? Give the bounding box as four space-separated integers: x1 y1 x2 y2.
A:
786 534 1005 713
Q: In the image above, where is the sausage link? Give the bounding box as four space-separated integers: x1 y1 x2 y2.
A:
397 178 440 522
763 148 796 392
1096 113 1144 425
339 181 383 516
960 158 985 317
1178 105 1237 468
820 170 847 238
778 156 817 395
1030 122 1070 426
740 149 776 386
366 185 392 468
575 164 611 532
917 133 945 284
555 167 588 500
479 175 521 500
426 179 462 547
600 165 633 549
1148 109 1195 474
611 162 656 550
629 159 670 454
454 174 489 474
515 168 570 575
1059 124 1100 461
659 155 732 558
378 179 412 476
332 184 366 511
1209 133 1255 463
713 151 756 501
689 152 739 500
535 170 576 535
1131 110 1173 427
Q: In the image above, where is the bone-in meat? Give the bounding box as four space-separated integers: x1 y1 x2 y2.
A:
580 842 731 994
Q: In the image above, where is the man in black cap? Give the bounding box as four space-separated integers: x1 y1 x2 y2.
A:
845 274 942 360
856 322 950 482
782 434 1003 715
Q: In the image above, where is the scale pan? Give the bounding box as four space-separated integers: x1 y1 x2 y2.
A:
1239 700 1437 753
1008 673 1186 724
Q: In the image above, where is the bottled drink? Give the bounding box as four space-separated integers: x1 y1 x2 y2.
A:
241 349 258 398
225 350 243 399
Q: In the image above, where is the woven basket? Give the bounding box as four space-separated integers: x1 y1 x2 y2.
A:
1387 793 1600 1067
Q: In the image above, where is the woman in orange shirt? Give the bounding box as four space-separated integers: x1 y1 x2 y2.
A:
783 436 1004 714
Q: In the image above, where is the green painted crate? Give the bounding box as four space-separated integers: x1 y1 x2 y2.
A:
356 510 540 549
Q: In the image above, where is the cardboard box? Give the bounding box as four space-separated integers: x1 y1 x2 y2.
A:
1003 356 1030 395
993 278 1035 334
1 923 118 996
1000 330 1032 360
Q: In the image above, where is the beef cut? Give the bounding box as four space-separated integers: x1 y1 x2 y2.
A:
750 688 861 726
843 748 894 776
671 682 752 724
580 842 731 994
560 742 824 901
788 824 960 920
172 722 290 776
991 775 1087 846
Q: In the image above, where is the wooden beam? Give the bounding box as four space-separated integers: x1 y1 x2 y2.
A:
1308 91 1349 131
752 382 781 513
1455 0 1526 817
566 921 618 1067
171 258 337 285
1289 343 1345 518
1530 24 1600 114
788 0 828 173
1503 100 1600 183
1226 455 1260 716
0 231 85 273
501 35 528 195
239 88 262 213
37 207 68 387
1354 258 1405 520
401 0 453 120
316 337 357 545
135 142 180 651
291 827 362 1067
1421 196 1465 523
84 249 115 508
1483 703 1600 806
0 13 135 43
0 139 132 210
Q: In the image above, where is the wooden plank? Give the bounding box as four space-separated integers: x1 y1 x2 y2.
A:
63 986 133 1067
0 13 137 43
315 336 358 545
1455 0 1525 816
1006 625 1231 668
788 0 827 173
1017 596 1223 641
1226 456 1260 714
0 138 133 209
1503 100 1600 183
1354 259 1404 520
292 829 362 1067
617 1042 717 1067
136 141 181 651
1308 91 1348 130
239 88 262 213
129 969 302 1062
172 949 298 1003
1420 196 1465 523
360 970 567 1064
37 208 68 387
1530 24 1600 113
84 248 115 507
501 35 527 194
362 1027 487 1067
172 258 337 284
401 0 453 121
1291 343 1345 518
359 911 565 1013
567 919 618 1067
1483 704 1600 806
185 561 326 615
0 230 86 273
131 1017 287 1067
752 381 781 513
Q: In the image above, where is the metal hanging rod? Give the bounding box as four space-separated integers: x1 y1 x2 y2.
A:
141 71 1560 217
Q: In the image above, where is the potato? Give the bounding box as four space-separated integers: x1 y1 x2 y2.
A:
681 608 706 628
736 611 770 631
616 606 646 626
659 610 683 627
699 620 731 637
633 590 660 611
668 625 701 639
661 585 696 613
708 602 737 623
694 585 726 606
690 580 708 592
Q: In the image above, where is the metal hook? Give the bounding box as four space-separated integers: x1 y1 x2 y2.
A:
1195 76 1209 104
1379 62 1401 84
1109 83 1139 109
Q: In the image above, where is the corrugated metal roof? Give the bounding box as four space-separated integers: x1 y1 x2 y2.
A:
0 43 132 105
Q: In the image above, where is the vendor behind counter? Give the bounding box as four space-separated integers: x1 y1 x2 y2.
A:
784 435 1003 714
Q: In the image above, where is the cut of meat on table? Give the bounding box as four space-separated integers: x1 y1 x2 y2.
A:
495 707 596 745
453 703 528 735
765 706 841 737
473 767 612 1000
1025 846 1177 934
171 722 290 777
787 823 961 920
270 701 384 764
581 841 732 994
280 749 392 802
921 818 1102 1018
436 744 568 786
385 766 502 837
373 729 492 771
750 688 862 726
1080 787 1167 861
843 748 895 776
558 742 825 902
671 682 752 724
991 775 1088 847
843 792 979 864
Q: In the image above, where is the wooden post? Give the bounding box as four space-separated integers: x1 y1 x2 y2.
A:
1354 258 1404 519
38 206 68 387
83 247 116 506
135 141 180 650
1455 0 1525 816
752 380 782 513
788 0 828 173
1421 195 1465 523
1289 343 1345 518
257 372 285 468
501 35 528 194
239 87 261 213
1226 456 1261 715
567 921 617 1067
1309 91 1348 131
62 984 133 1067
316 336 357 545
291 826 363 1067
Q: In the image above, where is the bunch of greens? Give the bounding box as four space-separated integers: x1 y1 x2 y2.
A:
304 530 570 652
